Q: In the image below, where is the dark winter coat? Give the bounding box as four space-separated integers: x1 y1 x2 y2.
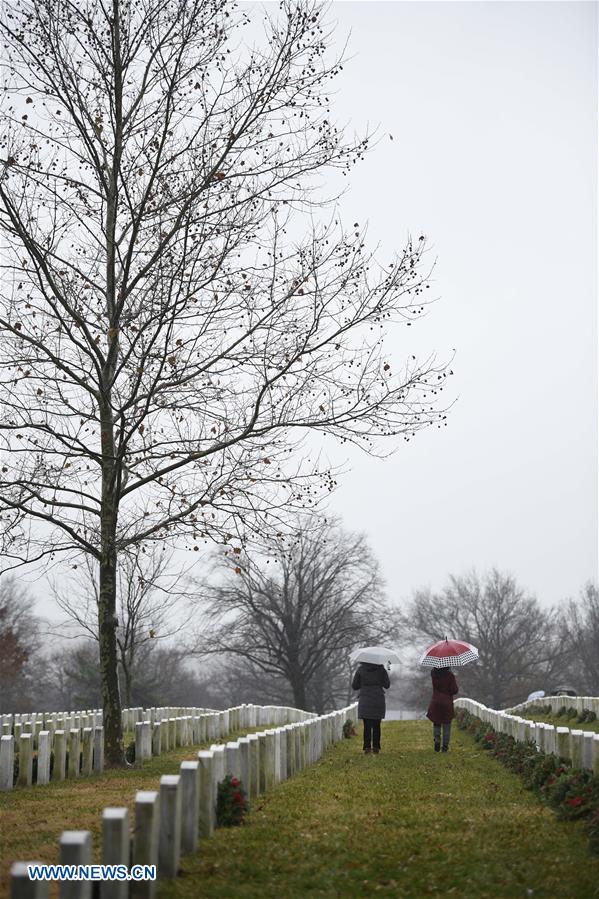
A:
426 669 459 725
351 663 390 720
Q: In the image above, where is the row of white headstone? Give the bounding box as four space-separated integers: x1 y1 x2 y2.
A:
0 709 210 762
0 727 105 790
0 704 313 791
131 705 315 767
503 695 599 716
454 697 599 775
9 702 358 899
2 711 103 733
0 704 285 738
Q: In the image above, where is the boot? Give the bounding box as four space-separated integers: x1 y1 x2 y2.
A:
434 741 441 752
364 748 372 754
442 745 449 752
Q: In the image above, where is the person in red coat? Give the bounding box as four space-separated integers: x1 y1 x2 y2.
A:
426 667 459 752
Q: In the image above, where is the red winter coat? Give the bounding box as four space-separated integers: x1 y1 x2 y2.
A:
426 670 459 725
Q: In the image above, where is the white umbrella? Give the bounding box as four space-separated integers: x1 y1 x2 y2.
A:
350 645 401 666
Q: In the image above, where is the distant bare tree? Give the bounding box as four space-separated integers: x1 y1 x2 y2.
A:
53 548 191 707
213 662 295 710
221 655 349 712
196 518 394 712
128 647 227 710
0 575 40 713
0 0 450 763
43 639 225 712
45 640 103 711
399 569 565 708
559 582 599 695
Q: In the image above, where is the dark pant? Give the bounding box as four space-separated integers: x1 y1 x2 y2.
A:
363 718 381 751
433 723 451 748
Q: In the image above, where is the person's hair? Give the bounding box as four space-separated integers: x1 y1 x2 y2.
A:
432 666 451 677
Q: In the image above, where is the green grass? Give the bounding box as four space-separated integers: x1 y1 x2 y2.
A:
161 721 599 899
519 712 599 733
0 727 263 899
3 721 598 899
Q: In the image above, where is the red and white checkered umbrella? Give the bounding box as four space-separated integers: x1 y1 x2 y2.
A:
419 638 479 668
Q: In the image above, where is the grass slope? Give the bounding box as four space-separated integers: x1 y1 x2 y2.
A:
161 721 599 899
519 713 599 734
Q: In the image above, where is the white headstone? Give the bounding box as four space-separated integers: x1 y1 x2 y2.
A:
18 734 33 787
225 742 241 781
1 735 14 791
10 861 49 898
59 831 92 899
197 750 216 838
582 731 594 770
81 728 93 777
592 733 599 777
247 734 260 794
93 727 104 773
569 729 584 768
52 730 66 782
101 808 129 899
132 791 159 899
37 731 51 786
179 762 199 853
67 730 80 778
158 776 181 879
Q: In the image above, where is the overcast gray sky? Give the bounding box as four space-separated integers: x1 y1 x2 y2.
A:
316 0 597 608
23 1 597 625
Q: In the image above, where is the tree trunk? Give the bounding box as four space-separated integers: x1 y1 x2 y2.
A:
97 0 125 767
125 669 132 711
120 654 132 711
492 677 503 710
290 676 307 712
99 532 123 763
99 441 124 765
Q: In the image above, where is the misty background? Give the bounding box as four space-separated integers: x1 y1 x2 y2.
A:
324 0 597 609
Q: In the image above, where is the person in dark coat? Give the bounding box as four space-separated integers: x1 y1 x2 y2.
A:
426 667 459 752
351 662 390 754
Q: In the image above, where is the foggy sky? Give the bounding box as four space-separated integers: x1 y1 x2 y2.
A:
17 1 597 624
321 1 597 608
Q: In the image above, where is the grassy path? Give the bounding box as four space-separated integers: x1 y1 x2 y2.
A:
161 721 599 899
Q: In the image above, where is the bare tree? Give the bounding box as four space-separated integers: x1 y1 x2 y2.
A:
399 569 565 708
0 0 450 763
0 575 41 713
221 654 349 712
45 639 103 711
205 660 295 711
128 648 227 710
559 582 599 695
53 548 191 707
42 639 226 712
196 517 394 712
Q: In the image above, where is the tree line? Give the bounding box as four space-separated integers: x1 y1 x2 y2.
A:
2 517 597 716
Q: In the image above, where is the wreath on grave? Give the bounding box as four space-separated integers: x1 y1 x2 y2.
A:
455 708 599 856
125 740 136 764
342 718 357 739
216 774 249 827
